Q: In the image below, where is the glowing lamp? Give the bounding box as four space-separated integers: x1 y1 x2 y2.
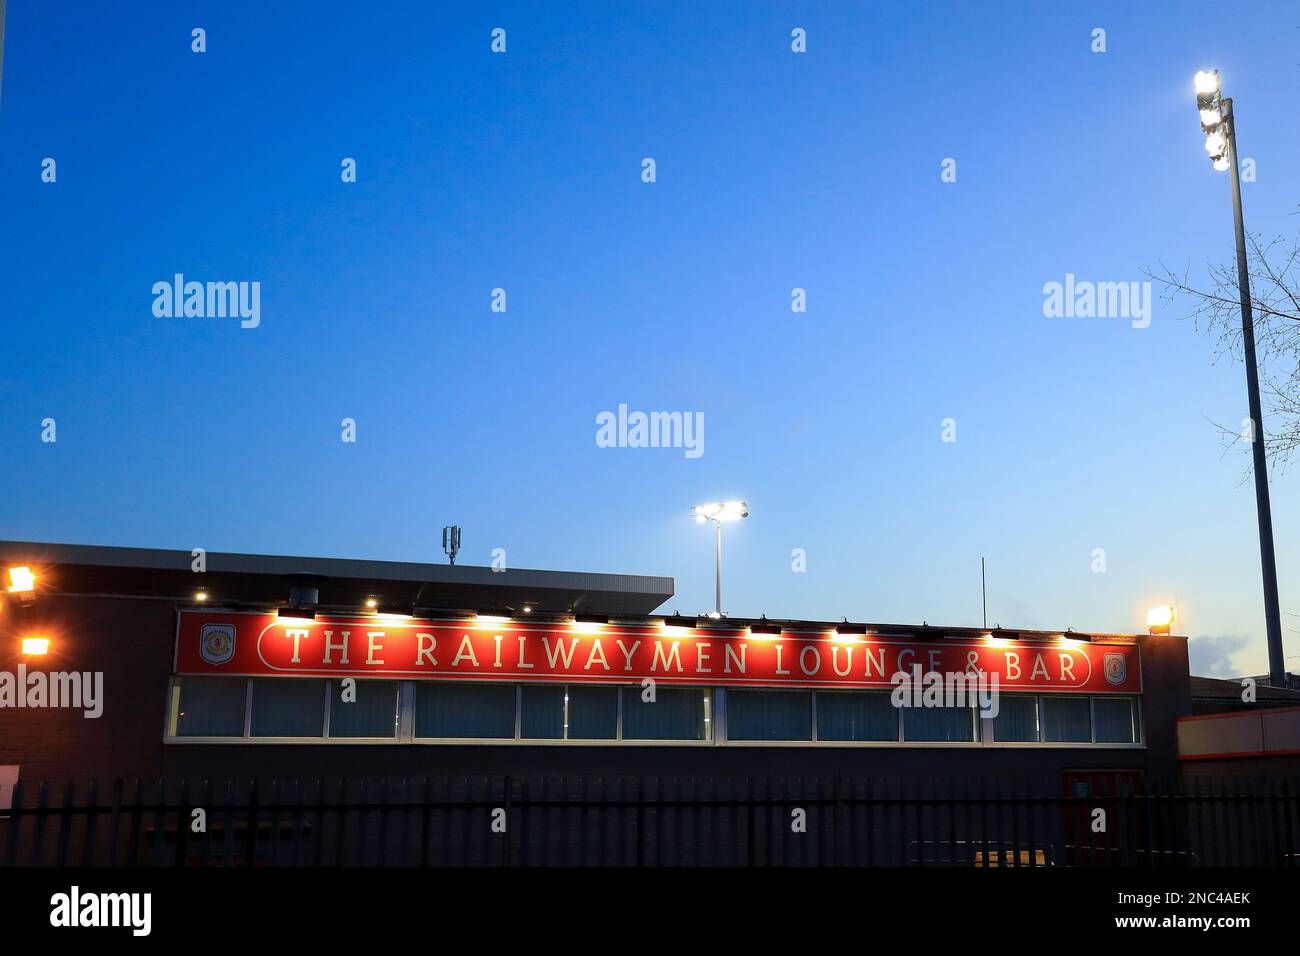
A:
1146 606 1175 634
6 567 37 608
21 637 49 656
8 566 36 592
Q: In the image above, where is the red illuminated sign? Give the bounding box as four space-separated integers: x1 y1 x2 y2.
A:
174 611 1142 693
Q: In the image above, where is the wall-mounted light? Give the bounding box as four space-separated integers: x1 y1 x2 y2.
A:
20 636 49 656
194 590 208 603
7 566 37 606
278 583 318 621
7 566 36 592
749 617 782 636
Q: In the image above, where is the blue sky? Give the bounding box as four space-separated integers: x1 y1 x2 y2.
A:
2 2 1298 677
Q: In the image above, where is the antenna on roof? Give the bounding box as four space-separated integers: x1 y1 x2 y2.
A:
442 525 461 566
981 557 988 630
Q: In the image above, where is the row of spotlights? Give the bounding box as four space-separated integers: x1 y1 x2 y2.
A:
176 588 1176 638
691 501 748 523
1193 70 1230 171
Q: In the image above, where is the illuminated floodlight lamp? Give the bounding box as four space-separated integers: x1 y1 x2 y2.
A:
21 636 50 655
7 566 37 606
8 566 36 593
1193 70 1230 168
1146 606 1175 635
691 501 748 523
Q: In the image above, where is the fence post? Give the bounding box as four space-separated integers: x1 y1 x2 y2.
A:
244 779 259 867
4 781 24 866
31 781 50 867
125 780 144 867
356 779 369 867
832 775 842 868
55 781 74 867
175 779 191 867
1284 777 1296 867
81 779 100 867
269 779 282 867
151 779 168 865
291 779 305 867
502 774 512 868
419 777 432 868
107 779 123 866
198 779 213 868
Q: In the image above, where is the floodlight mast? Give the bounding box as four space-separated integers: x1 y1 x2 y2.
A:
691 502 748 617
1194 70 1285 686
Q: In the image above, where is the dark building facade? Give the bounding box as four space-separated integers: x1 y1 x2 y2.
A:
0 540 1192 795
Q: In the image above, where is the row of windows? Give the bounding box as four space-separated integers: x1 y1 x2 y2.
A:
172 678 710 741
168 678 1141 745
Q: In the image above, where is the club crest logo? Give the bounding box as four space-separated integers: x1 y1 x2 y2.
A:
1103 652 1126 686
200 624 236 665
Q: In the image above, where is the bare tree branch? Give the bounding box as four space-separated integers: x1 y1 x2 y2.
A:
1146 232 1300 468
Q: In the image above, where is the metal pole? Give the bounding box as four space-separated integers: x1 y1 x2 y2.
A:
0 0 7 110
1224 98 1286 687
981 558 987 630
714 519 722 616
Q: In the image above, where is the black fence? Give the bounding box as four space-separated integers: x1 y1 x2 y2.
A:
2 775 1297 867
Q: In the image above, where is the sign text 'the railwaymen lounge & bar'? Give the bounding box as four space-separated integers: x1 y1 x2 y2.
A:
175 612 1141 693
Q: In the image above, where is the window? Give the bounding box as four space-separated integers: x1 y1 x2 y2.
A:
250 679 325 737
1093 697 1138 743
992 695 1039 742
816 691 898 741
176 677 245 737
519 685 618 739
902 704 976 742
415 683 516 738
1042 696 1091 742
727 690 812 741
520 685 565 739
327 680 399 738
621 687 710 740
567 686 618 740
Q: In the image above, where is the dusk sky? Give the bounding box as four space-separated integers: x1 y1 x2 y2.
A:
2 2 1298 678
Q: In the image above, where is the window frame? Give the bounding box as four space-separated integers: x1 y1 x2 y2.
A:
163 677 1144 749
